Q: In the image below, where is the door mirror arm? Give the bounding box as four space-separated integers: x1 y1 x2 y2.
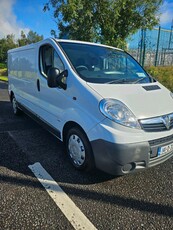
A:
57 69 68 90
47 67 68 89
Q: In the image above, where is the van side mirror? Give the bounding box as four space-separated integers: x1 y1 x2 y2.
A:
47 67 68 90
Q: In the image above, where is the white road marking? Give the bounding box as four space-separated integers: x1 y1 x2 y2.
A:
28 162 97 230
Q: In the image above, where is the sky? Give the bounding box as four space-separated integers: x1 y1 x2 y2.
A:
0 0 173 40
0 0 56 39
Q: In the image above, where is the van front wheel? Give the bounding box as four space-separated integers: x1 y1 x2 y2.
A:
66 127 94 171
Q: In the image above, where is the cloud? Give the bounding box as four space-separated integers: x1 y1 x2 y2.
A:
159 1 173 27
0 0 30 39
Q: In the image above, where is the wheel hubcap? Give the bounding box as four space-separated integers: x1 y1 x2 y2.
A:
68 134 85 166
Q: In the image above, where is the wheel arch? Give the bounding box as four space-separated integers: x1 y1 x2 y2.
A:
63 121 88 143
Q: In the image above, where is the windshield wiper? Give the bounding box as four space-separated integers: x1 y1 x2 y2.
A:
133 76 148 84
105 78 128 84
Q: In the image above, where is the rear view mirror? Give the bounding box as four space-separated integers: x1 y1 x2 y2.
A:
47 67 68 89
47 67 60 88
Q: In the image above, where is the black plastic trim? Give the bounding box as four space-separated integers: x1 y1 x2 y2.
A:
149 134 173 158
91 138 173 175
142 85 160 91
91 139 150 175
149 134 173 146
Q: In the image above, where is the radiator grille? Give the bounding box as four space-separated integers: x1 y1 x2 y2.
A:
139 113 173 132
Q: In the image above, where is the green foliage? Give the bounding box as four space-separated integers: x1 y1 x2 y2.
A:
146 66 173 91
0 30 43 63
18 30 43 46
0 63 7 68
44 0 163 48
0 67 8 81
18 30 28 46
26 30 44 44
0 76 8 81
0 68 7 75
0 34 17 63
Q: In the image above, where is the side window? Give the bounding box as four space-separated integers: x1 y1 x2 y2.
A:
53 50 64 71
39 45 65 77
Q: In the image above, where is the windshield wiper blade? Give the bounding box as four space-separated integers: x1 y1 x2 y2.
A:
133 77 148 84
105 78 128 84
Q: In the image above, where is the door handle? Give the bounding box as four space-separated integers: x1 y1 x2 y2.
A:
37 79 40 91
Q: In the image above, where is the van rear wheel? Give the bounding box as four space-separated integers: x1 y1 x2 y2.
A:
66 127 94 171
12 96 21 115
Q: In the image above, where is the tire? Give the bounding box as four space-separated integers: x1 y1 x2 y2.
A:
12 96 21 115
65 127 95 171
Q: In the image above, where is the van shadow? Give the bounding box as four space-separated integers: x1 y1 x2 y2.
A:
0 99 115 185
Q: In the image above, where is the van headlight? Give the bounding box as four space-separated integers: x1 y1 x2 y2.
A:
99 99 141 129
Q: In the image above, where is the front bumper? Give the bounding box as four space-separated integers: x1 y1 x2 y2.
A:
91 134 173 175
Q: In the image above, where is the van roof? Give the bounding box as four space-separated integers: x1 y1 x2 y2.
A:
8 38 123 53
7 42 36 53
55 39 123 52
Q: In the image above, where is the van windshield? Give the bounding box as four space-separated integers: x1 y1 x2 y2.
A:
59 42 152 84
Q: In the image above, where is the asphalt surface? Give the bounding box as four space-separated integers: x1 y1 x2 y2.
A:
0 81 173 230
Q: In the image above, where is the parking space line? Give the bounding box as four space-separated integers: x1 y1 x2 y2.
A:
28 162 97 230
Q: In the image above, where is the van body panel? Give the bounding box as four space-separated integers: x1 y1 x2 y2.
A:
8 45 39 120
87 82 173 119
87 116 173 143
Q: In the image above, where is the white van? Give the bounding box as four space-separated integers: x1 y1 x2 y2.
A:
8 38 173 175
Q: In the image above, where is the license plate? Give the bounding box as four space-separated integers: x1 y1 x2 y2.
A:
158 143 173 156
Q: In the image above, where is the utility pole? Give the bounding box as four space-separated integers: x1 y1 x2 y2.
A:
155 26 161 66
142 29 146 67
139 29 146 67
168 19 173 49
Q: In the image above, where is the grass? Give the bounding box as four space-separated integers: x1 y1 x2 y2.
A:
0 67 8 82
0 76 8 81
145 66 173 91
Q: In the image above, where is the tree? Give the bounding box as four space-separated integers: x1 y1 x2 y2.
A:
18 30 43 46
27 30 43 44
51 29 58 38
18 31 28 46
0 30 43 63
44 0 163 48
0 34 17 63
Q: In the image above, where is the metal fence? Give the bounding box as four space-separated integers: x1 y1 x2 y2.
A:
128 26 173 67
